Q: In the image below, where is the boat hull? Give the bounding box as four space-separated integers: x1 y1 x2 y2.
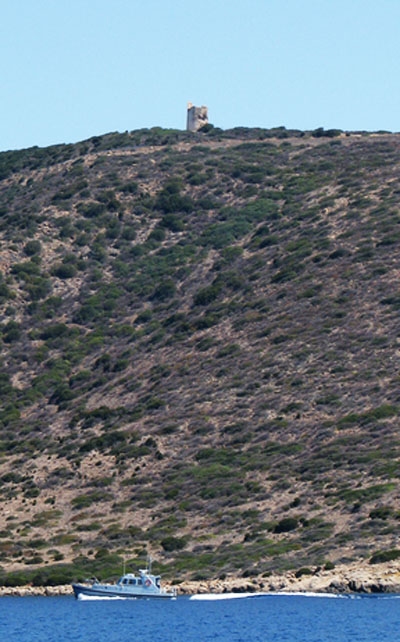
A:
72 583 175 599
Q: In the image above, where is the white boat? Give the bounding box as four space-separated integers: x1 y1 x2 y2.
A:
72 559 176 599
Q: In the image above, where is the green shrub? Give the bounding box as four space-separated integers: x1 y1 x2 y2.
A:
24 240 42 256
77 201 106 218
52 263 77 279
274 517 298 533
151 279 176 301
160 214 185 232
193 284 221 306
161 536 187 552
121 181 138 194
324 561 335 571
148 227 166 242
369 549 400 564
40 323 70 340
0 282 14 303
369 506 393 520
295 567 313 578
11 260 40 277
155 180 193 214
71 491 112 509
1 321 21 343
26 276 52 301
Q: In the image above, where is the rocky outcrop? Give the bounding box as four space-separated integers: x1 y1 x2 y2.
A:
174 561 400 595
0 584 72 597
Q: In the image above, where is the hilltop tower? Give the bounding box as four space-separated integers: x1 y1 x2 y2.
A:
186 103 208 132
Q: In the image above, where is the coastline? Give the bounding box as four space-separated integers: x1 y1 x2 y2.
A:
0 561 399 597
175 560 400 596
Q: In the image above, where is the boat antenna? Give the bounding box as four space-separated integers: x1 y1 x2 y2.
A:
147 554 153 573
123 557 126 575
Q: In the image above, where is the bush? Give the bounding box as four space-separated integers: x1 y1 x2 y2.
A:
0 282 13 303
151 280 176 301
161 536 187 552
24 240 42 256
52 263 77 279
71 491 112 509
324 561 335 571
26 276 52 301
2 321 21 343
77 201 106 218
12 260 40 277
121 181 138 194
155 180 193 214
312 127 342 138
160 213 185 232
369 549 400 565
193 284 221 306
274 517 298 533
40 323 69 340
369 507 393 520
295 567 313 578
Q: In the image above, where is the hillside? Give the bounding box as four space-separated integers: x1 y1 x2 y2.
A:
0 125 399 586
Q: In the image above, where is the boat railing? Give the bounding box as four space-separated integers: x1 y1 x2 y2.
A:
83 577 99 585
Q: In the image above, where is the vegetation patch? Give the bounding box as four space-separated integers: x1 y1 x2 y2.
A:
0 127 400 578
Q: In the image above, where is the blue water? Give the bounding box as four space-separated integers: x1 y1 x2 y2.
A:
0 593 399 642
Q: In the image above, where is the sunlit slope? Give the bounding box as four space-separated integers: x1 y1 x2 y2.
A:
0 126 399 584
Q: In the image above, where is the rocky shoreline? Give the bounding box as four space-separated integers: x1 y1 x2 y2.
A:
176 561 400 596
0 561 399 597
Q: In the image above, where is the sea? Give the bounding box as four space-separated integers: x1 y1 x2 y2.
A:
0 592 399 642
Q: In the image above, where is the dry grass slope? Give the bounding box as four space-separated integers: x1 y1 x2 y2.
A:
0 126 399 586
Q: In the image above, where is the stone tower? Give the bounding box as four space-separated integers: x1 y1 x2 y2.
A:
186 102 208 132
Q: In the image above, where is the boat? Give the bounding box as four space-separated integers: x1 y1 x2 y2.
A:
72 558 176 599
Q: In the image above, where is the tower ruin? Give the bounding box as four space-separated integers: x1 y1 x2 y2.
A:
186 103 208 132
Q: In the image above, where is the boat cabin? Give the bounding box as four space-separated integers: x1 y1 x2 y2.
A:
116 572 161 589
120 577 142 586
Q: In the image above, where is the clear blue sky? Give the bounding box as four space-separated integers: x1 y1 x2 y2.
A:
1 0 399 151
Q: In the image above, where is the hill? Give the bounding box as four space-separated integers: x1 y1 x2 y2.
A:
0 125 399 587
